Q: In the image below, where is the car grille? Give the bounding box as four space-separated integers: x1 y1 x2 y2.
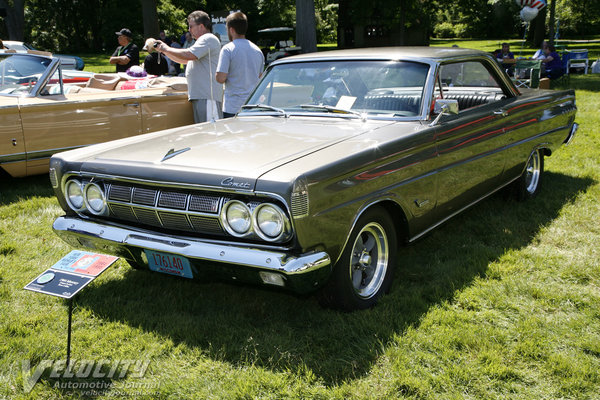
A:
105 183 224 235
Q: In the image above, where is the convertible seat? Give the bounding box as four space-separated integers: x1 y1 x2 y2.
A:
85 74 125 90
362 94 420 114
443 93 494 111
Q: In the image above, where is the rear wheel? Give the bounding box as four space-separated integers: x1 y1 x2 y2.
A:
514 149 544 201
318 207 397 311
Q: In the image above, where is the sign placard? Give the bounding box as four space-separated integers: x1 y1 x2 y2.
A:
24 250 119 299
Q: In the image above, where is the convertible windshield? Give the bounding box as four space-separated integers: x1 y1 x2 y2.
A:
245 60 430 118
0 54 51 95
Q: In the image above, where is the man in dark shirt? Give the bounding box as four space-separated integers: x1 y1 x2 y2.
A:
109 28 139 73
142 40 169 76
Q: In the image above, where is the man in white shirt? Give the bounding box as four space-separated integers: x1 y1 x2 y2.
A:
156 11 223 123
216 11 264 118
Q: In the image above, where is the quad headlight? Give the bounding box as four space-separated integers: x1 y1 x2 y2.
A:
254 203 288 241
65 180 85 211
84 182 107 215
221 200 291 242
64 179 107 215
222 200 252 236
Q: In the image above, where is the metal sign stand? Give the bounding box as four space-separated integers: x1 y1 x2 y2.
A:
23 250 119 364
66 298 73 367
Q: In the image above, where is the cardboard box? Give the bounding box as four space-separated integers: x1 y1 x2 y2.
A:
539 78 550 89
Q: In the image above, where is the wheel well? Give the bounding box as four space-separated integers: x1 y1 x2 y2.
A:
368 200 410 246
542 147 551 157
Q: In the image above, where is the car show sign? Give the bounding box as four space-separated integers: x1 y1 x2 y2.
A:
24 250 118 299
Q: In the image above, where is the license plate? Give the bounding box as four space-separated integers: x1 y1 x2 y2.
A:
145 250 193 279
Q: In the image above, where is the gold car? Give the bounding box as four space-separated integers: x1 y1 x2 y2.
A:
0 50 193 177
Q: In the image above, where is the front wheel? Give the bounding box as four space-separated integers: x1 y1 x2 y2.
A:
318 207 397 311
514 149 544 201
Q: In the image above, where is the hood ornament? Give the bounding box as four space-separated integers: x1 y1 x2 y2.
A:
161 147 191 162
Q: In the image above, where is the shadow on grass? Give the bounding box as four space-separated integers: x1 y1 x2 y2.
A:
74 171 593 385
552 74 600 92
0 175 54 206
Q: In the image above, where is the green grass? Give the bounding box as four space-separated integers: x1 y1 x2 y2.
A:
430 38 600 60
1 71 599 398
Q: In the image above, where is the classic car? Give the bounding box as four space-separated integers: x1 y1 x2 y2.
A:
2 40 86 70
49 47 578 310
0 50 193 178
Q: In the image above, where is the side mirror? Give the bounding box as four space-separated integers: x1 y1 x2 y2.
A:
430 99 459 126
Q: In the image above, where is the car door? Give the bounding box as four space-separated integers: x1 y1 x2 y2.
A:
18 90 142 176
138 90 194 134
0 103 26 177
433 60 519 218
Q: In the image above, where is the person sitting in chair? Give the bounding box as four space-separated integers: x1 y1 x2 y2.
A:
541 44 564 80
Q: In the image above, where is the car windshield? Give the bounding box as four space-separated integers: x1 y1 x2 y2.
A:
0 54 51 96
245 60 430 118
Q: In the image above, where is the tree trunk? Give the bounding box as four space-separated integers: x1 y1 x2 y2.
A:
532 7 546 48
0 0 25 41
140 0 160 39
548 0 556 46
296 0 317 53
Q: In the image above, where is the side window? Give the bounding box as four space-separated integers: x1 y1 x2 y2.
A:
437 61 506 112
440 61 501 88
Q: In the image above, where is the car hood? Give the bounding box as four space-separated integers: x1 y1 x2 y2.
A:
73 116 392 190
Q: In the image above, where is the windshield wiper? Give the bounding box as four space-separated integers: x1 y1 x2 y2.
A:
240 104 288 117
298 104 365 120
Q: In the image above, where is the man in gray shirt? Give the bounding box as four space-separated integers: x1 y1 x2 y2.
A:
156 11 223 123
216 11 264 118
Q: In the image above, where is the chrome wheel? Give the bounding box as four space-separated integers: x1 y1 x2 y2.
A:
524 151 541 194
349 222 389 299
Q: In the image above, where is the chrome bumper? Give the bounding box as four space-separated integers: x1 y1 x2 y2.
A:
53 216 332 293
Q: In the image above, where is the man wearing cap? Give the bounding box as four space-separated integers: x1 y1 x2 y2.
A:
110 28 140 73
154 11 223 123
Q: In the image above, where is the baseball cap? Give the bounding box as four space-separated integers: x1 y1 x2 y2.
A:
115 28 133 38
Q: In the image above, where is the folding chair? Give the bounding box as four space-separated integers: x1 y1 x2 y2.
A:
566 49 589 75
513 59 541 88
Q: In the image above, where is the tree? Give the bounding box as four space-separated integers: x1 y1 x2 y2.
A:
141 0 160 39
0 0 25 40
296 0 317 53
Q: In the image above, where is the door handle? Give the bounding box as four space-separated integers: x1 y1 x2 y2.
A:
493 109 508 117
124 102 140 107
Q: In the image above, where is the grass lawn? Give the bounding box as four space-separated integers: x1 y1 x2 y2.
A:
430 38 600 60
1 55 599 398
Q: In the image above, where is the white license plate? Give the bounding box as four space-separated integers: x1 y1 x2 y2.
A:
145 250 193 279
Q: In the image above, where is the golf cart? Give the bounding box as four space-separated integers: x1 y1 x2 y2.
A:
257 27 302 64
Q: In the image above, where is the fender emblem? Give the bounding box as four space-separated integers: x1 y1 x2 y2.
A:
161 147 191 162
221 177 251 189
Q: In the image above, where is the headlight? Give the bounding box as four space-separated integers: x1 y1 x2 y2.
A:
253 203 290 241
65 180 85 211
84 182 107 215
221 200 252 236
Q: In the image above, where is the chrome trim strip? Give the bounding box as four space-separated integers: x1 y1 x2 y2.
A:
63 172 254 195
20 95 145 108
409 175 520 243
53 216 330 275
333 197 401 265
27 146 83 160
564 122 578 145
0 152 26 163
